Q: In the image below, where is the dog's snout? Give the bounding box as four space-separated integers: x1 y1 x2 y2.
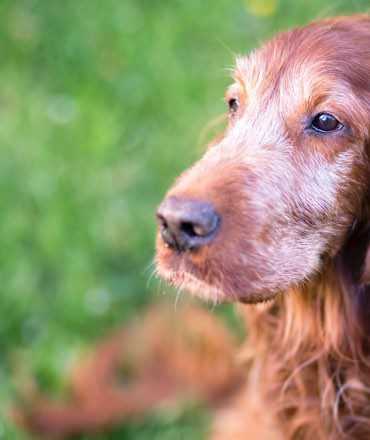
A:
156 196 220 252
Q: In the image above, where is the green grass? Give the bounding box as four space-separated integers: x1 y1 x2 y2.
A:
0 0 369 438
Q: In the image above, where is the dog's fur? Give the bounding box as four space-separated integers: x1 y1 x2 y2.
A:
156 15 370 439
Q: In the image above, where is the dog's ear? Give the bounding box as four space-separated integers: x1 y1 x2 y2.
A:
337 222 370 287
335 222 370 332
356 217 370 285
361 245 370 285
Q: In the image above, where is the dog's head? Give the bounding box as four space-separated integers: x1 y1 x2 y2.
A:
156 15 370 303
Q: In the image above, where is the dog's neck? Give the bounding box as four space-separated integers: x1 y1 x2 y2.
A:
241 261 370 439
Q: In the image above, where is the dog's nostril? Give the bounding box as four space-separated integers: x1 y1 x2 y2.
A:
180 221 210 238
156 197 220 252
180 218 218 238
180 222 197 237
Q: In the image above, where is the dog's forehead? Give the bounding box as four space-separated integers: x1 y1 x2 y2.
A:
234 34 336 106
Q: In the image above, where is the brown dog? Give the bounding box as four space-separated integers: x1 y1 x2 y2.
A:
156 15 370 439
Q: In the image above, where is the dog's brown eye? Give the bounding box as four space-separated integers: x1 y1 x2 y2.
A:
311 113 343 133
228 98 239 115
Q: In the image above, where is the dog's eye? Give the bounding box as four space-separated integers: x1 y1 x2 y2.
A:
228 98 239 115
311 113 343 133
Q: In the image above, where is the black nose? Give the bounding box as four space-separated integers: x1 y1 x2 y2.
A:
156 196 220 252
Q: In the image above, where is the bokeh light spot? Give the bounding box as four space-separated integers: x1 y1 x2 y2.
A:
245 0 278 16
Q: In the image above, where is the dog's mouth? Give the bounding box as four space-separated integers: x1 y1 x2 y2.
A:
155 231 229 303
156 253 280 305
155 233 277 304
156 262 229 304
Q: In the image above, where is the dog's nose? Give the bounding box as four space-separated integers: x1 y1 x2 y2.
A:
156 196 220 252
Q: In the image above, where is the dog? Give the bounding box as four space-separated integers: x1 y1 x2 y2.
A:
156 14 370 439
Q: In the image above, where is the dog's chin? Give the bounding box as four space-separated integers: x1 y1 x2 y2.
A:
156 263 280 305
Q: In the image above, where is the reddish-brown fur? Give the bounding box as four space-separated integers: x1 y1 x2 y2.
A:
156 15 370 439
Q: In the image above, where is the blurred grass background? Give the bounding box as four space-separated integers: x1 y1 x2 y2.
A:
0 0 369 438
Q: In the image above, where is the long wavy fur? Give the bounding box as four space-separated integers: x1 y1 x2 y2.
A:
243 224 370 439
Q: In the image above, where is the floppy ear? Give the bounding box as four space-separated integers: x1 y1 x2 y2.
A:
356 202 370 285
337 221 370 286
334 221 370 333
361 244 370 285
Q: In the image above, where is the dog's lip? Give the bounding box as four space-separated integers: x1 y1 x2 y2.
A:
158 260 279 303
159 265 202 284
156 246 269 303
157 261 277 304
158 263 215 288
163 268 231 303
156 238 204 272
